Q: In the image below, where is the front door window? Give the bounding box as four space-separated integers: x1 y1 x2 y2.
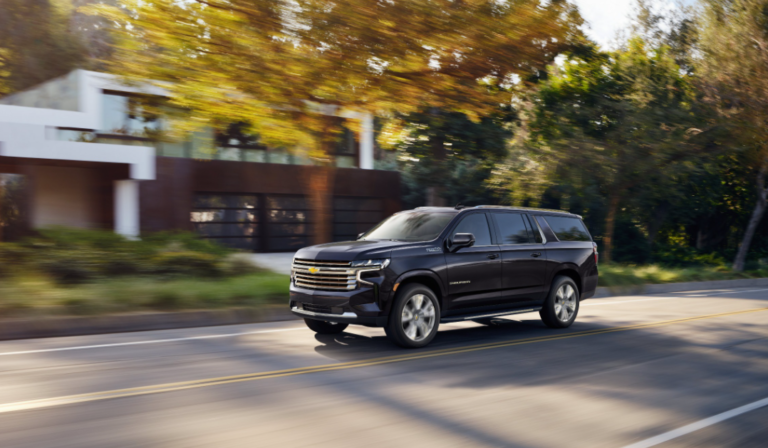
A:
452 213 492 246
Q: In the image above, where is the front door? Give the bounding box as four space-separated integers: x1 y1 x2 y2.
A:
444 212 502 312
491 212 548 305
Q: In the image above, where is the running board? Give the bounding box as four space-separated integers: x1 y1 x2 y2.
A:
440 307 541 323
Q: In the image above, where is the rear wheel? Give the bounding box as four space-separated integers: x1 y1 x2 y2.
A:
304 318 348 334
385 283 440 348
540 276 580 329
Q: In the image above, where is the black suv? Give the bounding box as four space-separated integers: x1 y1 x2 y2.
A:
290 206 598 348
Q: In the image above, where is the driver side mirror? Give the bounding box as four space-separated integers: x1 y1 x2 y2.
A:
357 232 365 240
449 233 475 252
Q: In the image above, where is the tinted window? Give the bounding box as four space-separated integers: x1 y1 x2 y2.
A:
544 216 591 241
191 194 260 250
525 215 543 243
453 213 493 246
361 212 455 242
194 194 258 209
494 213 534 244
265 195 312 251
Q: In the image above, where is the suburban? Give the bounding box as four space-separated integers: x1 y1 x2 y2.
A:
290 206 599 347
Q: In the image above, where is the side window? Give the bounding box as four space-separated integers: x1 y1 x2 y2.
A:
525 215 543 243
494 213 534 244
543 216 592 242
453 213 493 246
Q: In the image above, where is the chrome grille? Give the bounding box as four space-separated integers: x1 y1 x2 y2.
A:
292 258 356 291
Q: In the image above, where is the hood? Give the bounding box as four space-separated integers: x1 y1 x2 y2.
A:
294 239 420 261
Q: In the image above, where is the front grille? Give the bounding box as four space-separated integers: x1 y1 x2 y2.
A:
292 258 356 291
301 303 335 314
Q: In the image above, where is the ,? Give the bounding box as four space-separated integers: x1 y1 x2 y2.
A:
289 205 599 348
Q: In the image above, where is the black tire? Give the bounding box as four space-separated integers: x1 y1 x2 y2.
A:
540 276 580 329
385 283 440 348
304 318 348 334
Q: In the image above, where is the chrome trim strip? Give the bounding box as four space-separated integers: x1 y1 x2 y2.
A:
440 308 541 323
531 216 548 245
291 307 357 319
355 268 381 286
294 282 355 291
295 279 355 285
293 273 355 278
293 266 355 273
466 309 538 319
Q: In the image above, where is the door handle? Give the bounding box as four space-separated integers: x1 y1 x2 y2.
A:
487 253 499 259
530 252 542 258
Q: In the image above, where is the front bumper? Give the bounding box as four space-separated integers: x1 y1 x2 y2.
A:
289 284 389 326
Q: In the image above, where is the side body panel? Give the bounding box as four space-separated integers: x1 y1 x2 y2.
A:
534 215 598 300
385 244 450 315
443 245 502 311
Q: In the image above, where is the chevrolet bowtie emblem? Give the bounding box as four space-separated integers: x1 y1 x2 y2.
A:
309 267 320 274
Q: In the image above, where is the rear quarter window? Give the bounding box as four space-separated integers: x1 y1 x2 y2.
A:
543 216 592 242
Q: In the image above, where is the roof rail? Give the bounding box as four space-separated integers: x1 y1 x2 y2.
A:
411 205 577 217
471 205 572 214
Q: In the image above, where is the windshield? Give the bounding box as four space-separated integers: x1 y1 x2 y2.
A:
360 211 456 242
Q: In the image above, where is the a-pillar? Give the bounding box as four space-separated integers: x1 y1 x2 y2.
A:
359 113 374 170
114 179 140 238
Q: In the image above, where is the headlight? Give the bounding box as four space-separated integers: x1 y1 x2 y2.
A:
350 258 390 269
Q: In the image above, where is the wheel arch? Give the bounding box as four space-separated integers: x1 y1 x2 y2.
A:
392 270 445 311
551 266 583 297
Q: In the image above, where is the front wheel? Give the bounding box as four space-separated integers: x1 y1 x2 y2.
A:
385 283 440 348
540 276 580 329
304 318 348 334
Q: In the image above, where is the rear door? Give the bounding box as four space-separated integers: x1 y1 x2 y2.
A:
491 212 548 305
444 212 502 312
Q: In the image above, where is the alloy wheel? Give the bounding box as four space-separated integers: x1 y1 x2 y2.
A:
401 294 436 342
554 284 577 322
